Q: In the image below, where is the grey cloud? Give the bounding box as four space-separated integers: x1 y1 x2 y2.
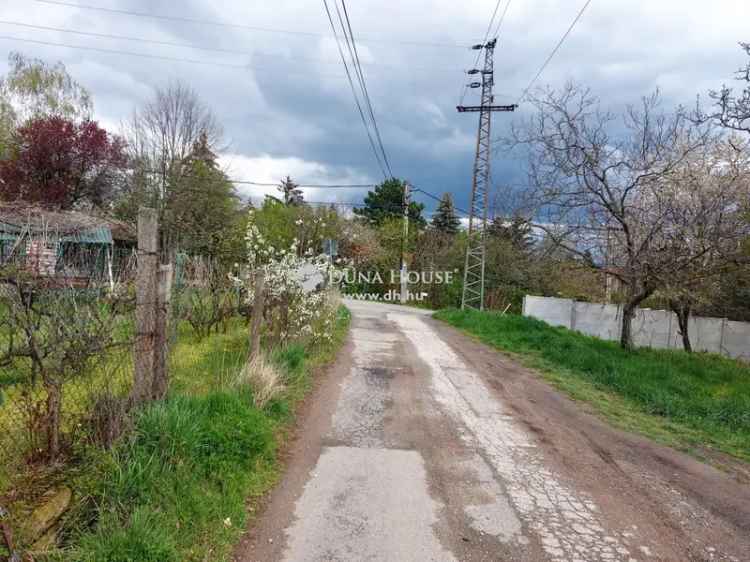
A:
1 0 748 213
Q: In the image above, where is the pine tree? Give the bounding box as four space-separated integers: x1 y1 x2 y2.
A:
353 178 426 227
488 215 534 252
187 131 218 169
278 175 304 206
431 193 461 235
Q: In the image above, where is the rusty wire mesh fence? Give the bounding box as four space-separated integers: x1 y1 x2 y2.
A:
0 245 246 470
0 231 138 468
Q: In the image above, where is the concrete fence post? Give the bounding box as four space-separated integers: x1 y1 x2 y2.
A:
131 207 158 406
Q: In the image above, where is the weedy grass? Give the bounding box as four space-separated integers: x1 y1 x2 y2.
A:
56 306 351 562
435 309 750 462
67 392 276 562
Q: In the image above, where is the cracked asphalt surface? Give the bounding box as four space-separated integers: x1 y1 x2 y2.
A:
235 300 750 562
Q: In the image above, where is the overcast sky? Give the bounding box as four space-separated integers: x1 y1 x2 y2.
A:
1 0 749 214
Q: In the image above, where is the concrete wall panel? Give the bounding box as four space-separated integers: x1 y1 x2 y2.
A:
522 296 749 362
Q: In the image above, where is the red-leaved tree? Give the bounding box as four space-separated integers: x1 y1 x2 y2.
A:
0 116 127 209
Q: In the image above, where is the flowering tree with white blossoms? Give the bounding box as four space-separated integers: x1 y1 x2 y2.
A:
240 207 339 346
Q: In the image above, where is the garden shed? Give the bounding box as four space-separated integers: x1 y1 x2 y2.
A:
0 204 136 285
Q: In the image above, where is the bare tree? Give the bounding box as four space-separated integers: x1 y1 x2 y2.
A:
709 42 750 136
119 80 225 250
509 83 711 349
124 80 222 174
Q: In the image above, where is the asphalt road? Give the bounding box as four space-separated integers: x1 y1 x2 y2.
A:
235 300 750 562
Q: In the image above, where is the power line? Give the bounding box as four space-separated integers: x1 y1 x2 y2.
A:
515 0 593 105
412 188 470 216
0 35 251 69
321 0 389 180
141 169 467 215
338 0 394 178
232 181 373 189
141 169 375 189
490 0 513 40
0 20 461 74
34 0 470 50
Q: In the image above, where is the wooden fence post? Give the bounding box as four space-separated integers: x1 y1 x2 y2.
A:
131 207 158 406
249 270 266 361
152 263 173 400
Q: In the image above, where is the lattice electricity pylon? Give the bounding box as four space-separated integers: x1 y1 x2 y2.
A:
457 38 517 310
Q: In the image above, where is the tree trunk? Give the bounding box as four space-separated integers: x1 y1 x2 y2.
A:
249 270 266 361
45 380 62 460
620 288 653 350
620 302 638 350
669 299 693 353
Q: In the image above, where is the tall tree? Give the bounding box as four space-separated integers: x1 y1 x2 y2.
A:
117 80 225 248
511 83 712 350
278 175 304 206
488 216 534 252
431 192 460 235
0 51 93 159
162 133 241 259
354 178 425 227
656 135 750 351
0 116 126 209
124 80 222 173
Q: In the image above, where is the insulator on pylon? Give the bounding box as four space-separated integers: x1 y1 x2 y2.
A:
471 44 484 50
467 69 480 75
469 82 482 88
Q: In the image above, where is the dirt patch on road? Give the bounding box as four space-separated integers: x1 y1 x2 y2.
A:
232 335 354 562
431 317 750 562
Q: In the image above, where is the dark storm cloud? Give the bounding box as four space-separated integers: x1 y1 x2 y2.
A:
1 0 749 213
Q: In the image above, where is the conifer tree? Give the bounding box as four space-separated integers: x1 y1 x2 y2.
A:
430 192 461 235
278 175 304 206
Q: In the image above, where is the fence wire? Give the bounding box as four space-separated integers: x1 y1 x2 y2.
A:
0 231 138 467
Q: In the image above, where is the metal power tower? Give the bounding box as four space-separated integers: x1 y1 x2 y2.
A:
457 39 517 310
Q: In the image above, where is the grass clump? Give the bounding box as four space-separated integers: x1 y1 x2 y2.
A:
60 305 351 561
435 308 750 462
233 353 286 409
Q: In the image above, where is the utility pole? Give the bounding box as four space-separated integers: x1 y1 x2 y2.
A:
400 181 410 304
457 39 517 310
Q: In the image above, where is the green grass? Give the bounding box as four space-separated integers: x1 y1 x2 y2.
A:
47 305 351 562
68 391 277 562
435 309 750 462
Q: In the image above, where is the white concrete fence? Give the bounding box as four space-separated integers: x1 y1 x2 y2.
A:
522 295 750 361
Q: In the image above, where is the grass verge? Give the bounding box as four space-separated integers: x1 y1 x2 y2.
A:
434 309 750 463
50 306 351 562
